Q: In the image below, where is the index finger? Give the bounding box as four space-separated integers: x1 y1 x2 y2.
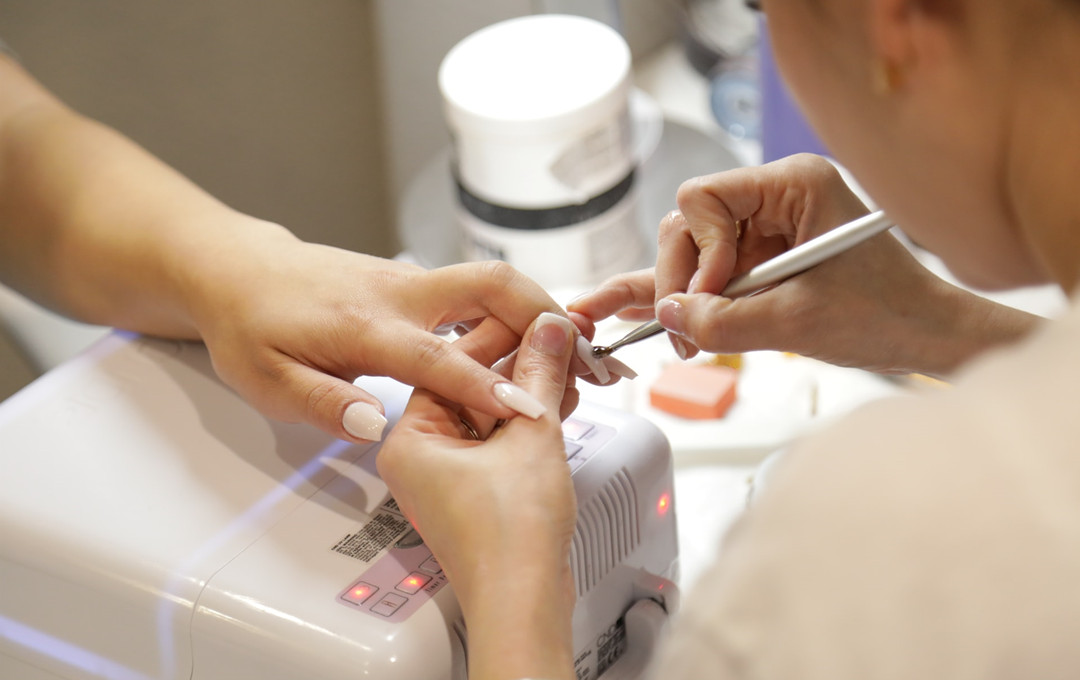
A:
372 316 530 420
421 261 565 338
670 171 764 295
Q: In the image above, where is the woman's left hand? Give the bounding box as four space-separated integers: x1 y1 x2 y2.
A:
377 311 579 680
183 218 577 443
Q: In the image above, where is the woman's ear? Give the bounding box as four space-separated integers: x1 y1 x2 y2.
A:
866 0 957 95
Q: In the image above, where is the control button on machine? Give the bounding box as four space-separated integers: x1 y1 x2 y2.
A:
371 593 409 617
396 571 432 595
561 418 594 441
343 581 379 605
563 441 583 460
419 556 443 575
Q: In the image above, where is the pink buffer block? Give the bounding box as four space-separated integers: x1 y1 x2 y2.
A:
649 362 738 419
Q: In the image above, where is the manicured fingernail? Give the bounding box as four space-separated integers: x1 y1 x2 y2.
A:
687 270 703 294
493 382 547 419
531 312 572 355
656 298 686 336
567 291 591 306
672 336 689 360
575 336 610 384
603 355 638 380
342 402 387 441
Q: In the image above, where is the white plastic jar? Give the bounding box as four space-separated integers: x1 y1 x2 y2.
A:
439 14 642 289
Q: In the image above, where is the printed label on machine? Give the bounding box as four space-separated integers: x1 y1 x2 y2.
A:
333 496 450 623
330 511 411 563
333 416 618 625
573 615 629 679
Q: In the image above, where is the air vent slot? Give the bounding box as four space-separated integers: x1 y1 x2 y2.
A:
570 467 640 598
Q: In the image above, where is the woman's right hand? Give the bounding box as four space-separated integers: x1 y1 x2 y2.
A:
571 154 1039 377
377 311 579 680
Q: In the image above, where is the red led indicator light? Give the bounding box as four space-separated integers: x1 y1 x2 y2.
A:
657 493 671 516
344 582 378 604
396 571 431 594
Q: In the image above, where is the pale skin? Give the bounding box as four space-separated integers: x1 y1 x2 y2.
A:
378 312 580 680
574 0 1080 374
382 1 1080 678
570 155 1042 378
0 53 577 441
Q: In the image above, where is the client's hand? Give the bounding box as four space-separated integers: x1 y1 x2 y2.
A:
377 311 578 680
187 221 577 443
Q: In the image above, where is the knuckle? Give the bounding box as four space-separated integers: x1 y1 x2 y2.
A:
410 336 453 374
516 364 564 400
476 260 520 290
790 153 844 186
304 379 354 424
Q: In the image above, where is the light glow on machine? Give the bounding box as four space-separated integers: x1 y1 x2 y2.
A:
0 613 154 680
156 437 358 678
656 492 671 517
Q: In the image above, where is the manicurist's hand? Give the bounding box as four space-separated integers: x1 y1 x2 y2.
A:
570 154 1041 377
377 311 578 680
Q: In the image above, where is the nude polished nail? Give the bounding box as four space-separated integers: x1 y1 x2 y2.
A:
493 382 547 419
656 298 685 336
342 402 388 441
531 312 572 355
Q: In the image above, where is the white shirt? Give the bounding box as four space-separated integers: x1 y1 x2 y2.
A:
654 295 1080 678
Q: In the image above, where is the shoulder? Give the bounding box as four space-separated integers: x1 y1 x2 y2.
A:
657 305 1080 678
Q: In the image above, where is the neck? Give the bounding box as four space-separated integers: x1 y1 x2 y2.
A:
1003 10 1080 294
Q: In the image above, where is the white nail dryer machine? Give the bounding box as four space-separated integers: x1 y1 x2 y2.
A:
0 333 679 680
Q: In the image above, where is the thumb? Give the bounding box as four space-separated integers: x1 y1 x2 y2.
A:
658 292 777 355
504 312 576 423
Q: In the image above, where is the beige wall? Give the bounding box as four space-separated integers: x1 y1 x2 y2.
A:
0 0 393 400
0 0 393 255
0 0 677 401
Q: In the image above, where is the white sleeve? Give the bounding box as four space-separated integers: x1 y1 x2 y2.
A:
648 358 1080 680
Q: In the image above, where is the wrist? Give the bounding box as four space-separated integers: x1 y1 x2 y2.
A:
461 560 576 680
908 280 1041 378
459 555 574 615
171 213 298 339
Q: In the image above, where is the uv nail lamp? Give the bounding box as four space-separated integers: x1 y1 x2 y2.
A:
0 333 679 680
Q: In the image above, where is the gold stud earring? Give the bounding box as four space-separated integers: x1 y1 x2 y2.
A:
872 59 903 95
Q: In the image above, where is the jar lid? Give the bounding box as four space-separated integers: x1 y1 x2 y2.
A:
439 14 631 137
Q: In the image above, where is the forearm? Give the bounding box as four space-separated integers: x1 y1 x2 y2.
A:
0 56 293 338
461 560 576 680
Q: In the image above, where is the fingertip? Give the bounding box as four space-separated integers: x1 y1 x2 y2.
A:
565 290 592 313
342 400 388 441
567 311 595 341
